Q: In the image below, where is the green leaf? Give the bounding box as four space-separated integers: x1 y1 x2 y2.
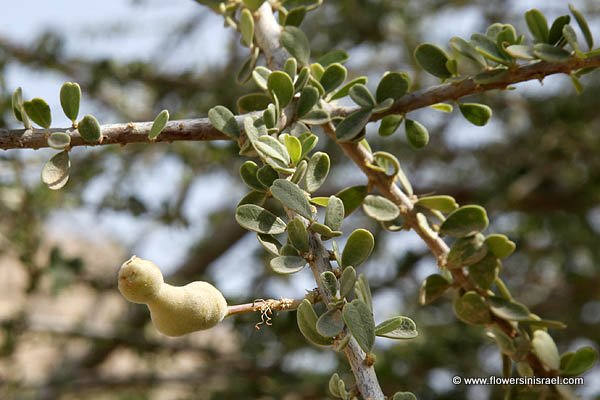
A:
284 57 297 80
447 233 488 269
242 0 264 11
238 190 267 206
59 82 81 122
310 62 324 80
340 266 356 297
471 33 511 64
237 51 258 84
416 195 458 213
563 25 580 53
149 109 169 140
281 26 311 65
453 291 491 325
341 229 374 268
336 185 368 217
349 84 376 109
237 93 271 113
255 135 291 165
343 300 375 353
362 194 400 222
300 109 330 125
440 205 489 237
486 326 517 356
375 316 418 339
405 119 429 149
287 217 309 253
459 103 492 126
505 44 535 60
284 6 306 27
12 87 29 126
235 204 287 234
268 71 294 108
41 150 70 190
310 222 342 239
325 195 344 231
300 132 319 158
329 373 341 397
208 106 240 139
414 43 452 79
305 152 330 193
392 392 417 400
291 159 308 184
297 299 334 346
525 9 549 43
252 66 271 90
317 309 344 337
257 233 281 256
320 63 347 93
256 164 279 188
489 296 531 321
317 49 349 67
296 86 320 119
473 68 508 84
484 234 516 259
533 43 571 63
77 114 102 143
468 253 500 290
569 3 593 50
270 255 307 274
240 8 254 47
548 15 571 45
354 273 372 311
329 76 368 101
376 72 410 103
294 66 310 91
270 179 312 219
320 271 339 297
280 243 300 256
560 347 598 376
335 109 372 142
263 104 278 129
430 103 453 113
23 98 51 129
378 115 403 137
281 135 301 166
532 330 560 370
47 132 71 150
449 36 487 67
419 274 452 305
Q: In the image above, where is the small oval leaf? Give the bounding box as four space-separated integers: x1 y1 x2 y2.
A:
287 217 309 253
47 132 71 150
59 82 81 122
281 26 311 66
405 119 429 149
525 9 549 43
414 43 452 79
317 309 344 337
416 195 458 213
324 195 344 231
235 204 287 234
336 185 368 217
439 205 489 238
149 109 169 140
335 109 372 142
297 299 333 346
375 316 418 339
208 105 240 139
349 84 376 109
453 291 491 325
341 229 374 268
378 115 403 137
271 179 313 219
296 86 320 119
343 299 375 353
240 8 254 47
484 234 516 259
320 63 347 93
305 151 330 193
376 72 410 103
340 266 357 298
24 98 52 129
270 255 307 274
419 274 452 305
459 103 492 126
362 195 400 222
532 330 560 371
41 150 70 190
77 114 102 143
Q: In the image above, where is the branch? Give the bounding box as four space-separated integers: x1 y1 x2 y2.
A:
2 55 599 150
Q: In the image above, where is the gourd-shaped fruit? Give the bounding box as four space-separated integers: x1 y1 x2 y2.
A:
118 256 228 337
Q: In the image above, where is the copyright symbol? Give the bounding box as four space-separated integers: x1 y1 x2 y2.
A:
453 376 461 385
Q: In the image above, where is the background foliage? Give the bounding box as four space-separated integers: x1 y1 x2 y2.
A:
0 0 599 399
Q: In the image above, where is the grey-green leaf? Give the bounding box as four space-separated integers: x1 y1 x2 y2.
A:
532 330 560 370
414 43 452 79
340 266 356 298
317 49 349 67
325 195 344 231
341 229 374 268
257 233 281 256
305 151 330 193
505 44 535 60
362 195 400 222
235 204 287 234
281 26 310 65
447 233 488 269
375 316 418 339
569 4 593 50
12 87 28 126
252 66 271 90
484 234 516 259
488 296 532 321
149 109 169 140
560 347 598 376
459 103 492 126
47 132 71 150
329 76 368 101
416 195 458 213
297 299 334 346
317 309 344 337
453 291 492 325
287 217 309 253
376 72 410 103
335 109 372 142
392 392 417 400
242 0 264 11
349 84 376 109
533 43 571 63
268 71 294 108
320 271 339 297
343 300 375 353
23 98 51 129
237 93 271 113
320 63 347 93
256 164 279 188
270 255 307 274
59 82 81 122
468 253 499 290
270 179 313 219
419 274 452 305
208 106 240 139
405 119 429 149
439 205 489 237
548 15 571 45
41 150 70 190
77 114 102 143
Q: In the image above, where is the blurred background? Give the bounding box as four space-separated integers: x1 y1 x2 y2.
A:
0 0 599 399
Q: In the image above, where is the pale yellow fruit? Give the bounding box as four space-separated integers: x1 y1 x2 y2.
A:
118 256 228 337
